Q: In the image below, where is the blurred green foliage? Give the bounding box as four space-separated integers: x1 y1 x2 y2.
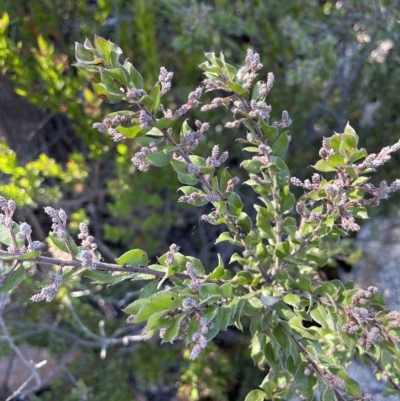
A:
0 0 399 399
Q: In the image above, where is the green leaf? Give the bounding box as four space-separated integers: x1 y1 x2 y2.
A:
162 312 186 343
288 316 319 339
310 305 328 329
272 132 290 157
204 313 221 341
219 306 233 330
75 42 95 64
116 249 148 267
343 122 358 144
272 326 287 348
220 282 232 298
227 81 248 96
329 134 341 150
177 173 198 185
275 160 290 188
199 283 220 298
146 150 173 167
237 212 252 232
140 280 159 298
312 159 336 172
94 35 112 66
224 63 236 80
105 67 129 87
117 125 143 139
279 185 295 214
139 95 154 109
275 240 291 259
347 206 368 219
84 270 112 284
170 158 188 175
241 159 263 174
149 83 161 112
294 362 315 399
132 291 181 323
228 192 243 216
0 264 26 293
283 294 301 307
49 232 79 256
349 148 367 163
0 224 24 247
92 82 124 103
155 118 175 129
260 121 278 141
343 166 358 180
198 61 221 74
147 310 171 331
207 266 224 280
257 213 275 241
124 60 144 88
327 153 345 167
244 389 266 401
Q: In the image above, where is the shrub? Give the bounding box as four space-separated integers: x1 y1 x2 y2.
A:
1 35 400 400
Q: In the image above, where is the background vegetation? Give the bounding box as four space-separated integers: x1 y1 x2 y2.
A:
0 1 399 400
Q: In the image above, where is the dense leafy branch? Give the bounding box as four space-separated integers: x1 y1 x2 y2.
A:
0 35 400 401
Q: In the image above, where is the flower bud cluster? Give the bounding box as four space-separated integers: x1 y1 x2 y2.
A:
126 88 146 100
16 222 44 251
357 140 400 170
182 297 197 310
361 180 400 206
386 311 400 328
357 326 380 350
78 223 98 269
226 177 240 193
249 99 271 120
303 363 314 377
290 174 322 191
319 137 335 160
257 72 274 99
238 49 263 89
139 109 153 130
180 120 209 151
203 78 225 91
201 211 219 224
206 145 228 168
186 262 200 293
165 243 180 267
225 119 244 129
190 317 209 360
187 163 200 175
173 87 203 118
159 104 174 118
178 191 221 205
325 373 345 389
0 197 16 231
342 286 382 349
44 206 68 240
159 67 173 95
31 271 62 303
131 143 158 172
93 114 131 142
276 110 292 129
340 210 360 232
200 97 225 112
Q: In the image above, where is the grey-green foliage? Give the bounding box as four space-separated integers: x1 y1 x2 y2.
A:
1 36 400 400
